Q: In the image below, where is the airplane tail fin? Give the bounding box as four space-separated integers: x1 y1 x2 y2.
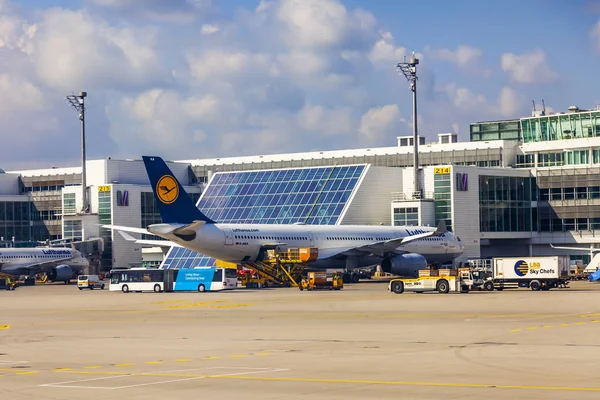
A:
434 219 447 235
142 156 214 224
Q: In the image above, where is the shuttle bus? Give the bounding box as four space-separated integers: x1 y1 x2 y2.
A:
108 267 238 293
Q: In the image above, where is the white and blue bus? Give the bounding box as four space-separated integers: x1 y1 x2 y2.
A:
109 267 238 293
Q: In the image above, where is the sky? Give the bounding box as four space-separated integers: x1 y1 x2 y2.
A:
1 0 600 170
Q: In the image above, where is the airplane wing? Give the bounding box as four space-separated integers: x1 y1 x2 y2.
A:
1 257 74 276
549 244 600 252
316 220 448 260
103 225 149 235
116 231 181 248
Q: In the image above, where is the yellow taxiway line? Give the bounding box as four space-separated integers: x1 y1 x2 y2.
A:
52 370 600 392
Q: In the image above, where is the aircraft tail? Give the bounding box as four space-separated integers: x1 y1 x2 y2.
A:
142 156 214 224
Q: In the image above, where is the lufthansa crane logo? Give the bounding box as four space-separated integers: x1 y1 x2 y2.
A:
156 175 179 204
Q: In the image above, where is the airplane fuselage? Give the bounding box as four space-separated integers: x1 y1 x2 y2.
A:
0 248 88 276
154 223 464 269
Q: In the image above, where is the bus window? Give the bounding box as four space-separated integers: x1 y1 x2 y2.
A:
212 269 223 282
225 269 237 279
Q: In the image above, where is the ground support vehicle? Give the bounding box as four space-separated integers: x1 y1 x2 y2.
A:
299 271 343 291
109 267 238 293
483 256 570 291
77 274 105 290
241 247 317 287
389 268 473 294
0 273 18 290
237 269 269 288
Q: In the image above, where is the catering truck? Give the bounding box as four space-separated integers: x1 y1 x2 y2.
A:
483 256 569 291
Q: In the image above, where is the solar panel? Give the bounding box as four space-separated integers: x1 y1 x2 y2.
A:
160 164 366 269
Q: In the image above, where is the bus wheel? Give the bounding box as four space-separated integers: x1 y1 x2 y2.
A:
122 284 129 293
153 284 161 293
198 284 206 292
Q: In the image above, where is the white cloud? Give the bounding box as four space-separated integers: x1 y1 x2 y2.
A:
188 49 277 82
201 23 219 35
428 45 491 77
501 49 558 84
275 0 376 50
23 9 166 91
498 86 526 118
441 83 487 110
368 31 407 65
297 103 353 136
359 104 405 144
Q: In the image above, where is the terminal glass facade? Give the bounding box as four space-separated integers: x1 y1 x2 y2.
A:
0 201 31 243
434 172 452 231
161 165 366 269
98 191 112 268
479 176 535 232
470 120 521 142
521 110 600 143
536 167 600 232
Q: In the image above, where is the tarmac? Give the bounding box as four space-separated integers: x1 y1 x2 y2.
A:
2 279 600 399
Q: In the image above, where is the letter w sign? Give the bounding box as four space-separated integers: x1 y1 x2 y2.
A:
456 173 468 191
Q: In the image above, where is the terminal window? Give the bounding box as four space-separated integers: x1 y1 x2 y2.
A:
63 193 76 215
393 207 419 226
63 220 82 241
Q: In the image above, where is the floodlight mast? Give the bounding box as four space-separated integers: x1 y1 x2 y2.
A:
65 91 89 214
397 53 421 198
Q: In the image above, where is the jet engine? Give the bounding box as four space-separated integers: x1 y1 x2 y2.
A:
47 265 74 282
381 253 427 277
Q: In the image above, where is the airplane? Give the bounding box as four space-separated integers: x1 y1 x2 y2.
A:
104 156 465 278
0 246 89 284
550 244 600 273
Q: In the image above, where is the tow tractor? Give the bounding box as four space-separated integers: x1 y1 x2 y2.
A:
388 268 473 294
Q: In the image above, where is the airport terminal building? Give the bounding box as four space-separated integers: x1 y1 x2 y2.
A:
3 105 600 271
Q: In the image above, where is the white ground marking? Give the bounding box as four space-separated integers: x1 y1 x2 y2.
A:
40 367 289 390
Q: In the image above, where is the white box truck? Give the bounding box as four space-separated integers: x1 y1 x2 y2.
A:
483 256 570 291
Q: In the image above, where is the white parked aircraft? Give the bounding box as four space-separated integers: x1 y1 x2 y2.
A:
105 156 465 277
0 246 89 283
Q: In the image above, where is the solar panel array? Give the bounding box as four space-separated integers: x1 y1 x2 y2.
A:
160 165 366 269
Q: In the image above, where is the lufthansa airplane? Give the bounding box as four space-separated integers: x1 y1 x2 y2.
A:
0 246 89 283
105 156 465 277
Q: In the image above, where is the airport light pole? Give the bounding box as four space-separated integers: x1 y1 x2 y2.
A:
397 53 421 198
66 91 89 214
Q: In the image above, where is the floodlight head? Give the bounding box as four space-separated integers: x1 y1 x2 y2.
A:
79 91 87 98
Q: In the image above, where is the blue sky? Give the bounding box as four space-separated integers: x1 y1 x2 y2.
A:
1 0 599 170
